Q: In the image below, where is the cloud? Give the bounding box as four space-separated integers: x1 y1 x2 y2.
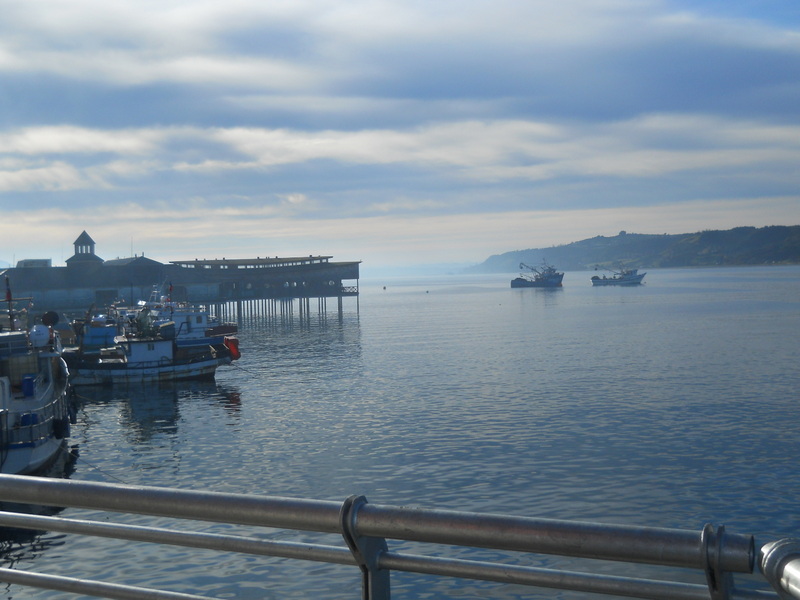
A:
0 161 105 192
3 116 798 196
3 0 798 115
0 1 798 269
0 126 163 155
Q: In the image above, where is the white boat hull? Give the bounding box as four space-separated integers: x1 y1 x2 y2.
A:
1 438 68 475
65 333 238 386
591 271 646 286
69 357 227 386
1 327 74 475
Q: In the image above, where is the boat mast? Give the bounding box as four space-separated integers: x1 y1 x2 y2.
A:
4 276 14 331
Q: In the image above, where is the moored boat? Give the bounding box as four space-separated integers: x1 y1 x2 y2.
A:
130 290 238 347
64 321 241 387
71 287 238 352
590 267 646 286
65 284 241 385
511 261 564 288
1 297 74 474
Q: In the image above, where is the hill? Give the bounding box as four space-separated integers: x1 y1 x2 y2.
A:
468 225 800 273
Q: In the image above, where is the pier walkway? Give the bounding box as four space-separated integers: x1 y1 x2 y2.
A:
1 474 798 599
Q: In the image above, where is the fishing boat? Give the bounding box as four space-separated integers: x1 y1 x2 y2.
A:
71 286 237 352
65 283 241 386
64 324 240 387
1 283 74 474
511 262 564 288
590 267 646 286
129 288 238 347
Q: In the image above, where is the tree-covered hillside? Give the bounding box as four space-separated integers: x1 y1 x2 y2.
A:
468 226 800 273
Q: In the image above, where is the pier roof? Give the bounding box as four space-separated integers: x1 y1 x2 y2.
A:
170 256 337 269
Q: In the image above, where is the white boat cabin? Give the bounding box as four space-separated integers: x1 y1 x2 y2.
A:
113 336 174 363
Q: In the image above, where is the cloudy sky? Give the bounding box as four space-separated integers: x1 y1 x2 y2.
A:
1 0 799 274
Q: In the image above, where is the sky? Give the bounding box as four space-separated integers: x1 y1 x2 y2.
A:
1 0 799 275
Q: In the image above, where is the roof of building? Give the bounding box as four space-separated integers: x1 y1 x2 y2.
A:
104 256 164 267
170 256 337 269
65 252 104 265
74 230 96 245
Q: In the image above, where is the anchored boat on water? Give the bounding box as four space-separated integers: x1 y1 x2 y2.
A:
1 284 74 474
64 288 241 386
511 262 564 288
64 330 240 386
130 289 238 348
71 286 237 352
591 267 646 286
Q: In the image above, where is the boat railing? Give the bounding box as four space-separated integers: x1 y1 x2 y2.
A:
4 405 61 446
0 332 30 357
0 474 796 600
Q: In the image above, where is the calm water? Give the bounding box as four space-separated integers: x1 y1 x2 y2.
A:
3 266 800 598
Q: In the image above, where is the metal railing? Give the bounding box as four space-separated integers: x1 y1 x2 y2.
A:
0 474 797 600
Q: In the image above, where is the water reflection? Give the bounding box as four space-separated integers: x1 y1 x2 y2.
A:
235 298 357 331
510 285 564 309
228 314 364 398
127 387 177 441
73 381 245 444
0 442 78 561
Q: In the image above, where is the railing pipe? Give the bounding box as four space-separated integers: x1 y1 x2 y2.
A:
0 475 769 600
380 551 715 600
2 475 754 573
0 476 754 571
760 540 800 599
0 567 213 600
0 474 343 533
0 510 772 600
0 511 352 565
357 504 754 572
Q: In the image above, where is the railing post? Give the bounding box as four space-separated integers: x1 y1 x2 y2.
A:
703 524 734 600
760 539 800 600
340 495 390 600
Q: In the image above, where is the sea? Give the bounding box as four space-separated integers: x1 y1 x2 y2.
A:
2 265 799 599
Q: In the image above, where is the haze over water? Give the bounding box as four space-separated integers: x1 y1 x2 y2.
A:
3 265 799 599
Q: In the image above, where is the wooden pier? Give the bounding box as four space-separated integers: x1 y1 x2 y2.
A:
167 257 360 322
205 291 358 325
2 232 360 315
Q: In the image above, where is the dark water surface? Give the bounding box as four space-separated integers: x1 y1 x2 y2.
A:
3 266 799 598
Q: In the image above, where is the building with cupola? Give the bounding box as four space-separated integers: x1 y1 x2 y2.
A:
1 232 359 314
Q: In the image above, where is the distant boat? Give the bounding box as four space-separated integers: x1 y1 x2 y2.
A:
511 262 564 288
1 294 74 474
591 267 646 286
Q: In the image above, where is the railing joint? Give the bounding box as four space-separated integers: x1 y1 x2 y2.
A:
704 523 735 600
340 495 391 600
